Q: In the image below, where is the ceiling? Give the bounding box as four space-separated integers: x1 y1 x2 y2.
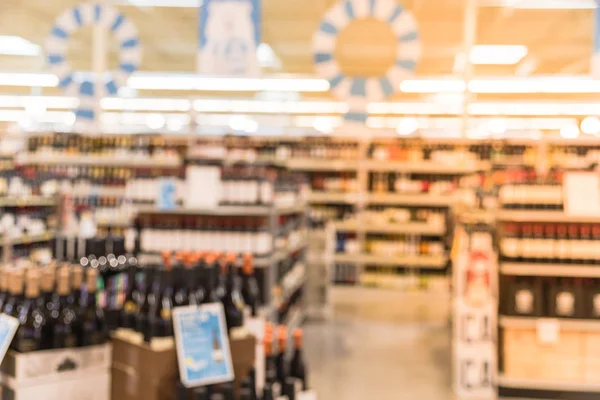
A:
0 0 595 102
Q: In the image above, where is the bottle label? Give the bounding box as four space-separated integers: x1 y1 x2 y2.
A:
515 289 534 314
556 291 575 316
124 300 137 313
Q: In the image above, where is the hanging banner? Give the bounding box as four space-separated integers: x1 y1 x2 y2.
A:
198 0 261 76
46 2 141 130
312 0 420 125
592 1 600 78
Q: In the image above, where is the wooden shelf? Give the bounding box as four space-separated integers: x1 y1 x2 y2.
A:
136 203 306 217
367 193 454 207
500 262 600 278
333 220 445 235
18 154 182 167
287 158 358 171
364 160 491 174
5 231 55 245
0 196 56 207
307 192 359 204
498 375 600 393
495 210 600 223
499 316 600 332
333 253 448 269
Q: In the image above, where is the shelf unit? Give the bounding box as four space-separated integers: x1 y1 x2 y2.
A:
498 208 600 398
135 202 308 323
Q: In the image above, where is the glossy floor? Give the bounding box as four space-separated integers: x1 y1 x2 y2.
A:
304 286 456 400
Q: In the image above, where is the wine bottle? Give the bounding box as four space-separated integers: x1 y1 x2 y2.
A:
0 269 9 311
239 389 252 400
289 329 308 390
52 267 78 348
261 386 273 400
241 254 260 317
283 378 296 400
193 387 208 400
149 261 174 339
204 254 221 304
121 255 139 329
173 253 189 308
81 267 108 346
222 253 245 331
69 264 84 345
176 382 188 400
13 269 44 353
275 327 288 386
136 263 156 336
4 269 24 318
192 253 206 305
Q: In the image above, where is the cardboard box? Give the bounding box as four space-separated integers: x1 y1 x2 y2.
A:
111 336 178 400
111 332 256 400
0 343 111 400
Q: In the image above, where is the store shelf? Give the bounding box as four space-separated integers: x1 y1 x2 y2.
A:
287 158 357 171
283 307 305 332
495 210 600 223
273 239 307 263
18 154 182 167
333 253 448 269
0 196 56 207
307 191 359 204
136 203 306 217
500 262 600 278
498 375 600 393
333 220 445 235
365 160 491 174
4 231 55 245
499 316 600 332
367 193 454 207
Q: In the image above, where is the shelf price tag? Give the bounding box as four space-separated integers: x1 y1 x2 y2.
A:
0 314 19 363
537 318 560 345
173 303 234 388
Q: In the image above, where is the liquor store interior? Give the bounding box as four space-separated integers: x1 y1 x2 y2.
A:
0 0 600 399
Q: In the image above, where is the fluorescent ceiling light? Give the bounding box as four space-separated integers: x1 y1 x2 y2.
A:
483 0 596 9
0 36 40 56
118 0 200 7
400 79 465 93
128 74 329 92
470 45 528 65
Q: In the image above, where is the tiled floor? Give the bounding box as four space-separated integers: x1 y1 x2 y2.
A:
304 287 457 400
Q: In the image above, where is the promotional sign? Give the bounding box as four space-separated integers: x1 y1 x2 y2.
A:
198 0 261 76
173 303 234 387
312 0 420 124
0 314 19 363
46 2 141 130
156 177 177 211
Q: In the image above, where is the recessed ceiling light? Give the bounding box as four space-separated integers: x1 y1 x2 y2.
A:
0 36 40 56
396 118 418 136
470 45 528 65
560 124 580 139
580 116 600 135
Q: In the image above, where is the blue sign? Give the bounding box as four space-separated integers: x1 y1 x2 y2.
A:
0 314 19 362
173 304 234 387
198 0 261 76
157 178 177 210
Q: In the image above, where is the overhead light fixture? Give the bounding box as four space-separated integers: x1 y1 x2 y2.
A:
396 118 418 136
560 124 580 139
483 0 596 9
146 114 165 130
400 79 466 93
469 45 528 65
0 36 40 56
488 119 507 134
580 116 600 135
120 0 200 7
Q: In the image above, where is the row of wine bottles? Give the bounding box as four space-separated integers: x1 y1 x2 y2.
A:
119 251 261 340
1 263 107 352
176 326 307 400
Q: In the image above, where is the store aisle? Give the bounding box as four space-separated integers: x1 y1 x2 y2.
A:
304 287 456 400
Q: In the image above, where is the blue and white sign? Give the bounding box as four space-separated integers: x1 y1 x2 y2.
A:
312 0 420 124
173 303 234 387
0 314 19 362
156 178 177 211
198 0 261 76
46 2 142 128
